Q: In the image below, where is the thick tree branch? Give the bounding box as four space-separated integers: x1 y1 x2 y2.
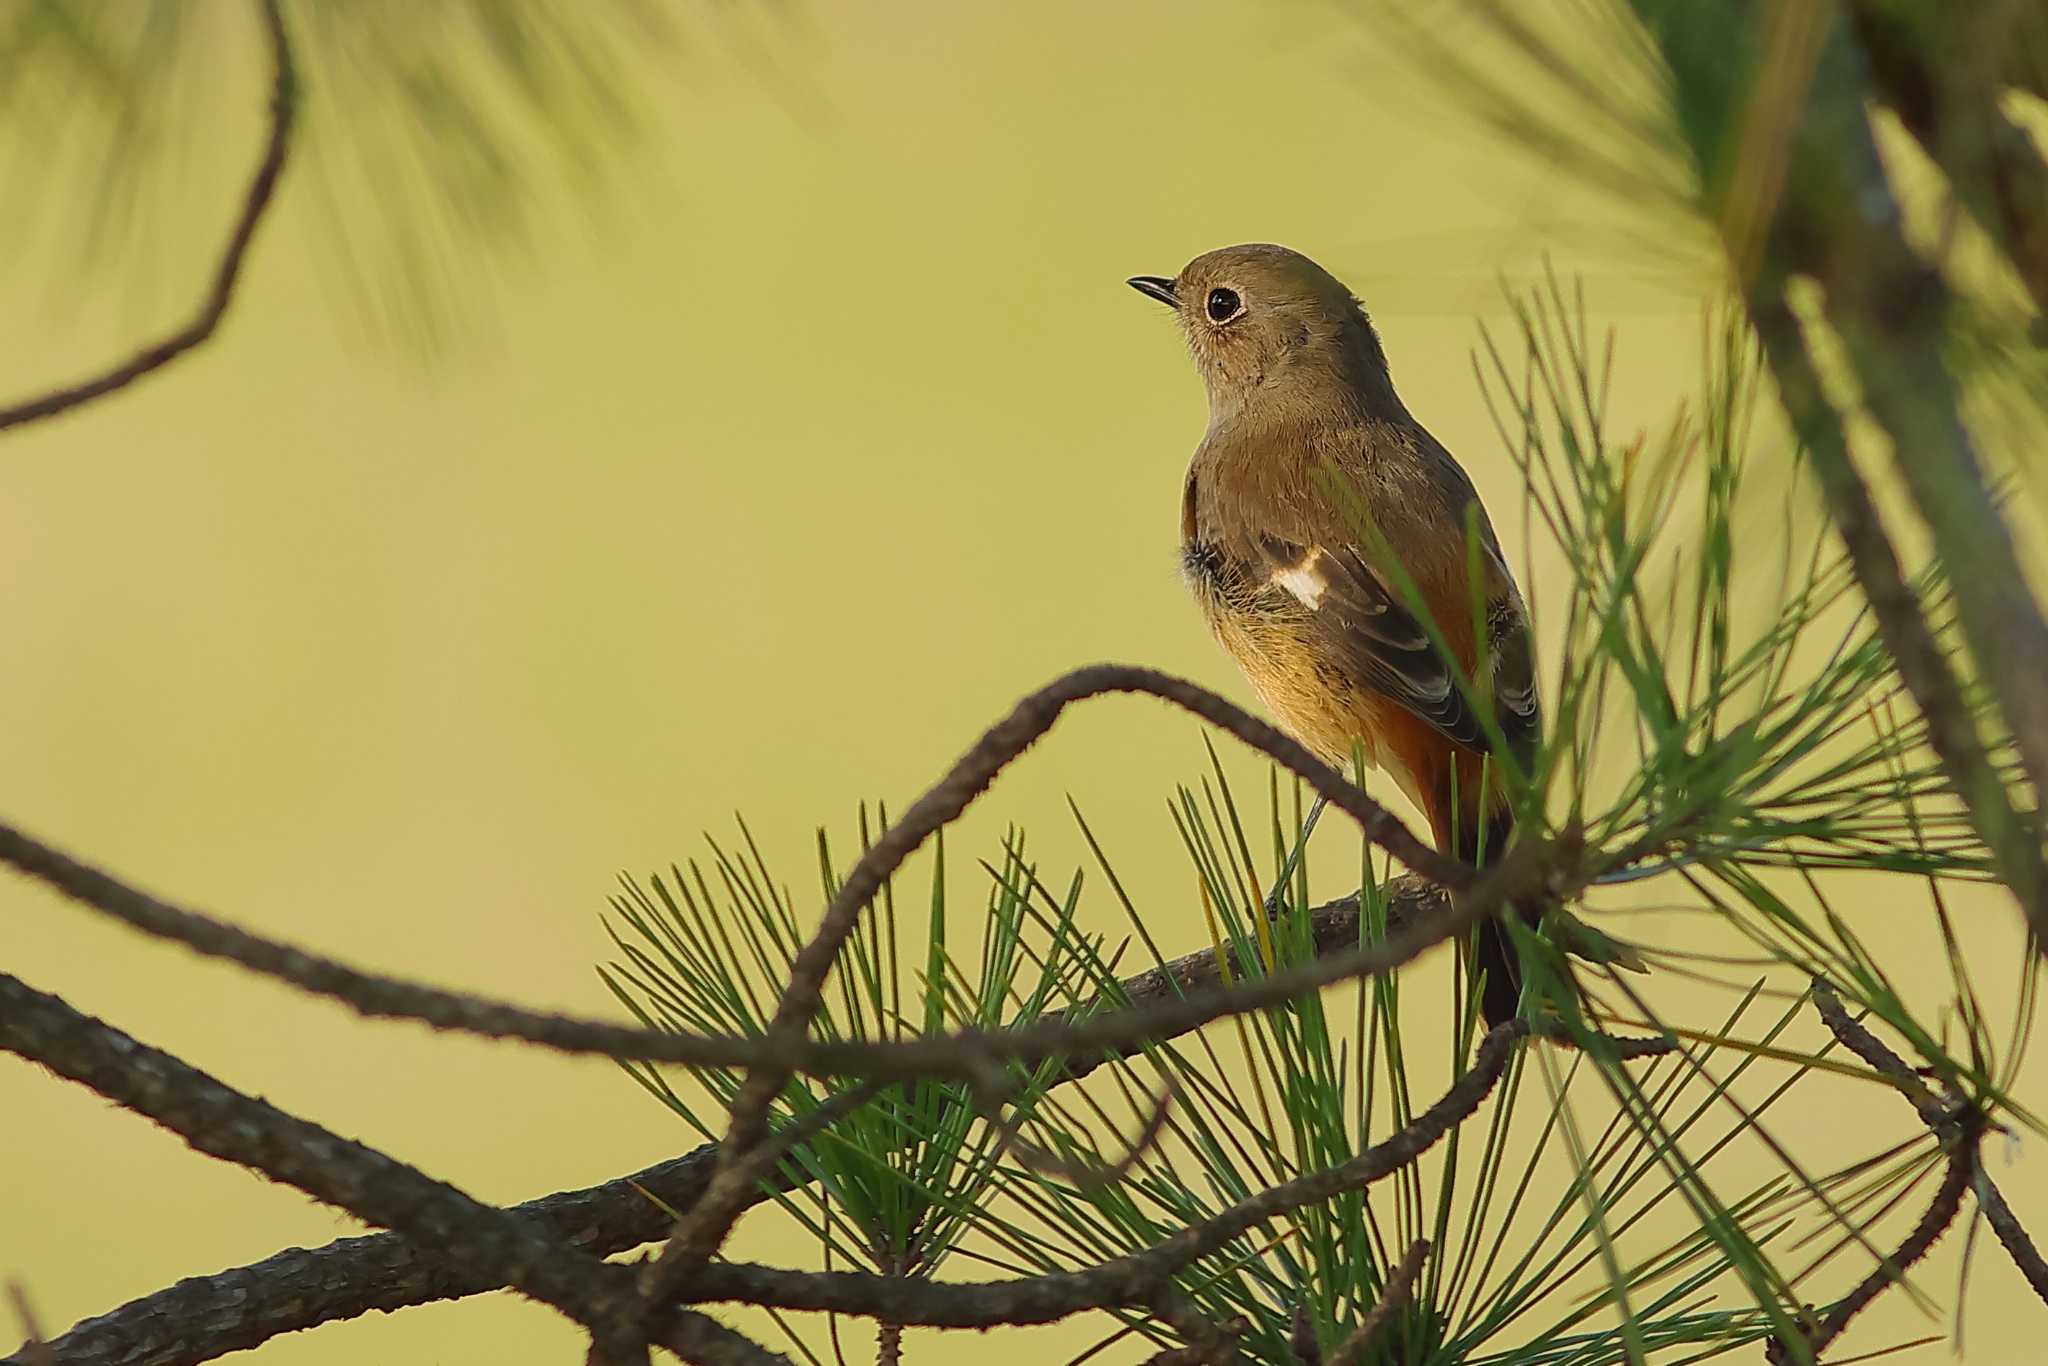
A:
0 0 295 436
1846 0 2048 323
0 973 646 1359
1734 16 2048 939
1744 288 2047 924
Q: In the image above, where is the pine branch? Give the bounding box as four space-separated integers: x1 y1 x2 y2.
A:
1674 5 2048 944
1744 283 2046 918
1 885 1423 1366
1326 1238 1428 1366
651 1313 795 1366
5 995 1537 1363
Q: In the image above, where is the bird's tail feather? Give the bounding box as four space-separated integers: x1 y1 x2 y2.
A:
1460 805 1524 1031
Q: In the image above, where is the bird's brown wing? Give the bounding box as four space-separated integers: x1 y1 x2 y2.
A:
1244 530 1541 767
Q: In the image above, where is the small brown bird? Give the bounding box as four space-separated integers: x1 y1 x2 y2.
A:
1129 243 1539 1028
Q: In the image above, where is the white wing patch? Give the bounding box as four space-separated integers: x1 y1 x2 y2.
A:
1271 560 1328 610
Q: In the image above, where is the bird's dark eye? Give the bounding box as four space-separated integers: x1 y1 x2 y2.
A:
1206 287 1242 323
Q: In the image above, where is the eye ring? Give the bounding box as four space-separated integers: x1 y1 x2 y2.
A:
1205 287 1243 324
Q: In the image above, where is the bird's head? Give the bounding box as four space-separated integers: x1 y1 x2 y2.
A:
1127 243 1399 421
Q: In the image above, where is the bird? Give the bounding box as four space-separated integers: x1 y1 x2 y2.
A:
1127 243 1540 1029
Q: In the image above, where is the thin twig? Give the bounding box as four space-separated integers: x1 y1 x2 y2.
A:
1327 1238 1428 1366
0 847 1520 1094
1974 1167 2048 1306
657 1026 1525 1328
637 1080 884 1315
1807 984 1949 1129
4 1285 49 1366
1811 982 2048 1307
0 667 1480 1087
0 0 296 435
1765 1127 1978 1364
640 664 1470 1339
995 1077 1178 1189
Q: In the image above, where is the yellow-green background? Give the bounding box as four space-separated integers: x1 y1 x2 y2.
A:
4 2 2041 1362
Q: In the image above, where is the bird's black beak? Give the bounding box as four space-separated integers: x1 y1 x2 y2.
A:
1126 275 1179 308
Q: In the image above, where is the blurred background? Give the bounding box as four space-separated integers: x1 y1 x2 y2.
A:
2 1 2039 1362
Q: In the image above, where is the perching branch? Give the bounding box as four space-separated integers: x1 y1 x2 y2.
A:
0 0 296 436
